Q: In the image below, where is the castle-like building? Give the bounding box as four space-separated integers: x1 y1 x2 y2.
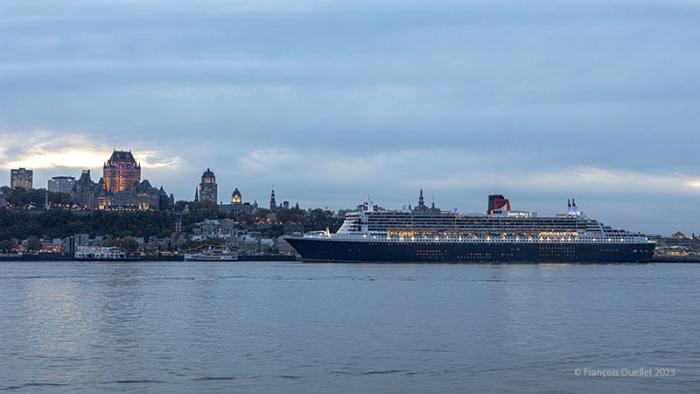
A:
71 150 172 211
103 151 141 193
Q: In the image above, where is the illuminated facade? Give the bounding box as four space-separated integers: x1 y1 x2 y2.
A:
103 151 141 193
231 188 242 204
218 187 257 216
198 169 217 203
71 152 171 211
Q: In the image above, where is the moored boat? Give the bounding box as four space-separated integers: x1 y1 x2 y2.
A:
74 246 140 261
184 247 238 262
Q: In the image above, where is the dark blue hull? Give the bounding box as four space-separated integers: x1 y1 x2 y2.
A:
284 238 655 263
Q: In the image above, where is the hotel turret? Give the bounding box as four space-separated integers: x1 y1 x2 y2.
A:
103 151 141 193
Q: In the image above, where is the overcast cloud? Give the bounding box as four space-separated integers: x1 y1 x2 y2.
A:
1 0 699 234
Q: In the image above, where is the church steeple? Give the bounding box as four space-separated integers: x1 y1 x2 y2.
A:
194 187 199 202
418 188 425 207
269 187 277 211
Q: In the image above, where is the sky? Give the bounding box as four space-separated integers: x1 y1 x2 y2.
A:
0 0 699 235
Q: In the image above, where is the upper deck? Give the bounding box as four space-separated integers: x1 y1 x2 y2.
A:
329 210 648 244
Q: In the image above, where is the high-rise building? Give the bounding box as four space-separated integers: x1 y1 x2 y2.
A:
103 151 141 193
0 190 5 207
10 168 33 190
48 176 76 193
198 168 217 203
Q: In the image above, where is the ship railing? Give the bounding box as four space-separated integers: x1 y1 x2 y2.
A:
316 233 649 244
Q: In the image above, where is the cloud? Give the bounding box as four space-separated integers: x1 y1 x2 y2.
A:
1 0 699 233
0 130 182 170
237 148 700 196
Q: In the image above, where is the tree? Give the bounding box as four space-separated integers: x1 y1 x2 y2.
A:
119 237 139 253
0 239 12 252
26 236 42 252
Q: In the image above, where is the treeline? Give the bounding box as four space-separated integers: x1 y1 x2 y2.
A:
0 186 72 207
0 204 343 241
0 209 177 240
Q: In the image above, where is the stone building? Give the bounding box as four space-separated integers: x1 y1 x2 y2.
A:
218 187 257 216
197 169 217 204
103 151 141 193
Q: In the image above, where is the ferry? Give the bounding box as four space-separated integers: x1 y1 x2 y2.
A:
284 193 655 264
184 247 238 262
74 246 140 261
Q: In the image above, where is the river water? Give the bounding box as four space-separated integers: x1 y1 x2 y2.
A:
0 261 699 393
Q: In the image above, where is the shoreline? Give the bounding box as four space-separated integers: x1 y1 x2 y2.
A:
0 254 697 263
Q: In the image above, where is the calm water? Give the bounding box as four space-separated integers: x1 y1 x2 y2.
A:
1 261 699 393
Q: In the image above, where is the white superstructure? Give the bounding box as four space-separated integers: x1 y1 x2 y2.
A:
305 205 650 245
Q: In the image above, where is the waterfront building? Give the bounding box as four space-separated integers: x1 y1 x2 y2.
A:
283 200 290 209
62 233 90 254
10 168 33 190
48 176 75 194
0 190 5 207
198 169 217 204
103 151 141 193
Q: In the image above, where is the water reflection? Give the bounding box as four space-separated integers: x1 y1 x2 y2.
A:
0 262 698 393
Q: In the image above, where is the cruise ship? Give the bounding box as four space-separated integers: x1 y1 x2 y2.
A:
284 193 655 263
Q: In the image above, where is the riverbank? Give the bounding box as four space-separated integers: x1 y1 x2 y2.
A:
0 253 299 262
651 255 700 263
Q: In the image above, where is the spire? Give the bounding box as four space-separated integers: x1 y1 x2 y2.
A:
568 199 571 208
194 187 199 202
270 187 277 210
418 188 425 207
572 198 576 207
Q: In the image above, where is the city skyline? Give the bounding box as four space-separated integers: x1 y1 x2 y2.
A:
1 0 699 234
